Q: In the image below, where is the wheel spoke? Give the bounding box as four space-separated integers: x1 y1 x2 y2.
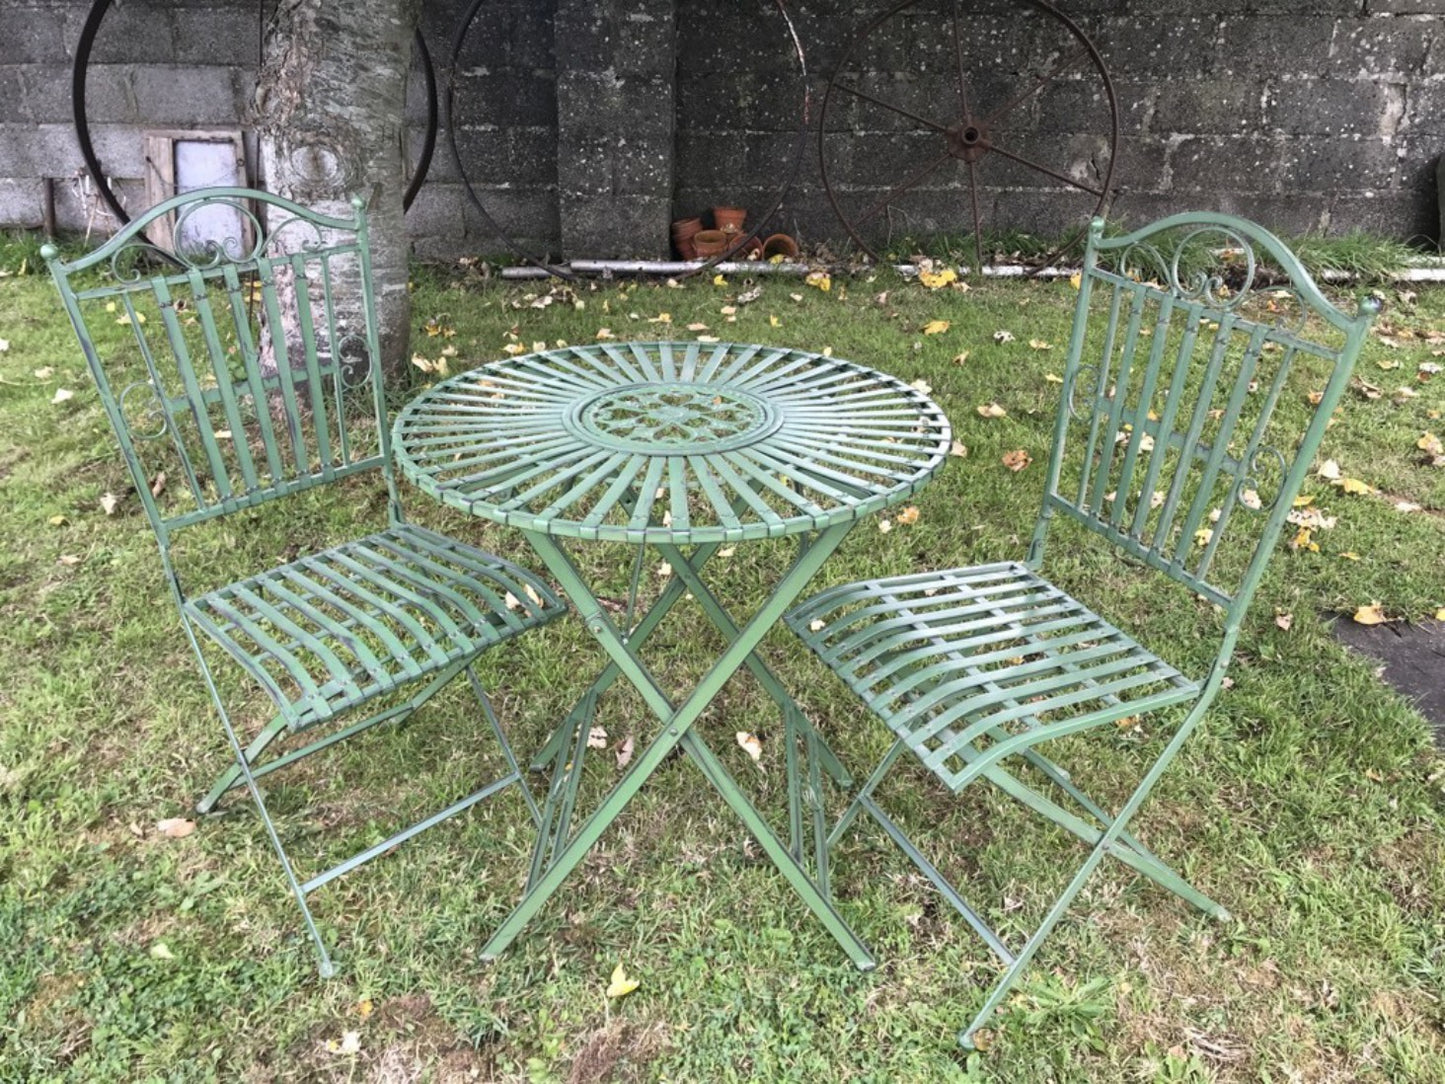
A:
834 81 950 134
981 142 1104 198
965 156 984 273
854 150 955 229
982 47 1089 129
951 0 972 120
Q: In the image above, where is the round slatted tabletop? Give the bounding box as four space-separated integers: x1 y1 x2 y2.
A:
393 342 952 544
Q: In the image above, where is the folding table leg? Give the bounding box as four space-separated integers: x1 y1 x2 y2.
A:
481 523 874 968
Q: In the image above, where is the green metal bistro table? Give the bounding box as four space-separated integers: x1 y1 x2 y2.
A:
392 341 951 965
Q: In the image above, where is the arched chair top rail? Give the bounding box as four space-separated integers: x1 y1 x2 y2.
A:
1085 213 1380 336
42 187 367 276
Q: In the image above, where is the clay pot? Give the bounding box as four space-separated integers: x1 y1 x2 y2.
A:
692 229 729 258
730 235 764 260
671 216 703 260
713 206 747 234
761 232 800 261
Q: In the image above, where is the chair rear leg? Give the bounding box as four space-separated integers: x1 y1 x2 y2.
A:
188 646 336 977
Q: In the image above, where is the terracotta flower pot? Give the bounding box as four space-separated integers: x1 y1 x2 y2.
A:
692 229 729 258
713 206 747 234
761 232 800 261
671 216 703 259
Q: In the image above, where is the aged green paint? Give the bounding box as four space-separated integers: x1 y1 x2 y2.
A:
392 342 952 969
785 212 1379 1048
44 187 565 977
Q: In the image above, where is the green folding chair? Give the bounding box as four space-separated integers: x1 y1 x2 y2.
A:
785 212 1378 1047
44 187 565 976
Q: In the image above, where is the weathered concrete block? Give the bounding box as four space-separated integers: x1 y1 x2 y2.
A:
1266 78 1405 137
1406 82 1445 135
0 177 46 230
555 71 675 141
1279 135 1399 191
449 69 557 130
0 5 71 65
171 5 259 67
1367 0 1445 11
1111 135 1170 194
1092 16 1224 77
1327 18 1436 76
21 62 134 125
1168 135 1285 194
1216 16 1338 76
129 65 244 127
1154 79 1264 135
1329 190 1437 240
67 4 177 65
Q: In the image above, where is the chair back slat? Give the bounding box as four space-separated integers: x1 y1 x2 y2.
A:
1038 214 1378 617
44 188 385 536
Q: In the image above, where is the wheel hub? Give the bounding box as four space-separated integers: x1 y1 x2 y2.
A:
946 118 990 163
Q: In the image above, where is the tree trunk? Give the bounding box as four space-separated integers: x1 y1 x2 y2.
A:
251 0 417 375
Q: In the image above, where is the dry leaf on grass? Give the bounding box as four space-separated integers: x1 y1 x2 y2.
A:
615 736 635 769
735 732 763 762
156 818 196 838
1002 449 1032 472
1353 603 1389 626
606 962 640 999
977 402 1007 418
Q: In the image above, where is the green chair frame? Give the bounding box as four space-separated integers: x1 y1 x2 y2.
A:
44 187 565 975
786 212 1379 1047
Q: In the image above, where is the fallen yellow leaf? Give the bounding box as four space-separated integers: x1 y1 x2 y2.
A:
1434 608 1445 622
1417 432 1443 456
1068 272 1082 291
919 267 957 290
896 506 920 525
1333 477 1373 496
1028 339 1052 350
805 270 831 292
1002 449 1032 472
922 319 950 335
606 963 640 999
977 402 1007 418
1353 603 1389 626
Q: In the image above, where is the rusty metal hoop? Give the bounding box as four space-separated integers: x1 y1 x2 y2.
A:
819 0 1119 271
72 0 437 243
446 0 810 278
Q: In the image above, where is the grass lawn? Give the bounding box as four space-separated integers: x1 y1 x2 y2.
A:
2 237 1444 1082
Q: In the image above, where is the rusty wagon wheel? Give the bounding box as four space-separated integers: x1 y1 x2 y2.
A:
819 0 1118 271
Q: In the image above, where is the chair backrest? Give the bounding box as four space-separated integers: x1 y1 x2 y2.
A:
1034 213 1378 629
44 187 392 538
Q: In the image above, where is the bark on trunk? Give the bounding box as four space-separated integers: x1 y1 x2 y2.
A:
251 0 417 375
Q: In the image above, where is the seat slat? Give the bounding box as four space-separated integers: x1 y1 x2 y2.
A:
785 562 1200 795
187 525 564 732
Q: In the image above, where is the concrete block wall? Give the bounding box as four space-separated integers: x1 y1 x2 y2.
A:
673 0 1445 252
0 0 256 235
2 0 1441 258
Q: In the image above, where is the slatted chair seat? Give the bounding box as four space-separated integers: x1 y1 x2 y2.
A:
784 212 1379 1048
786 561 1199 794
44 188 569 977
186 524 564 732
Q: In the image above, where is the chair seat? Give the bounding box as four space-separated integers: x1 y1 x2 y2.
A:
786 561 1200 793
186 524 566 731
